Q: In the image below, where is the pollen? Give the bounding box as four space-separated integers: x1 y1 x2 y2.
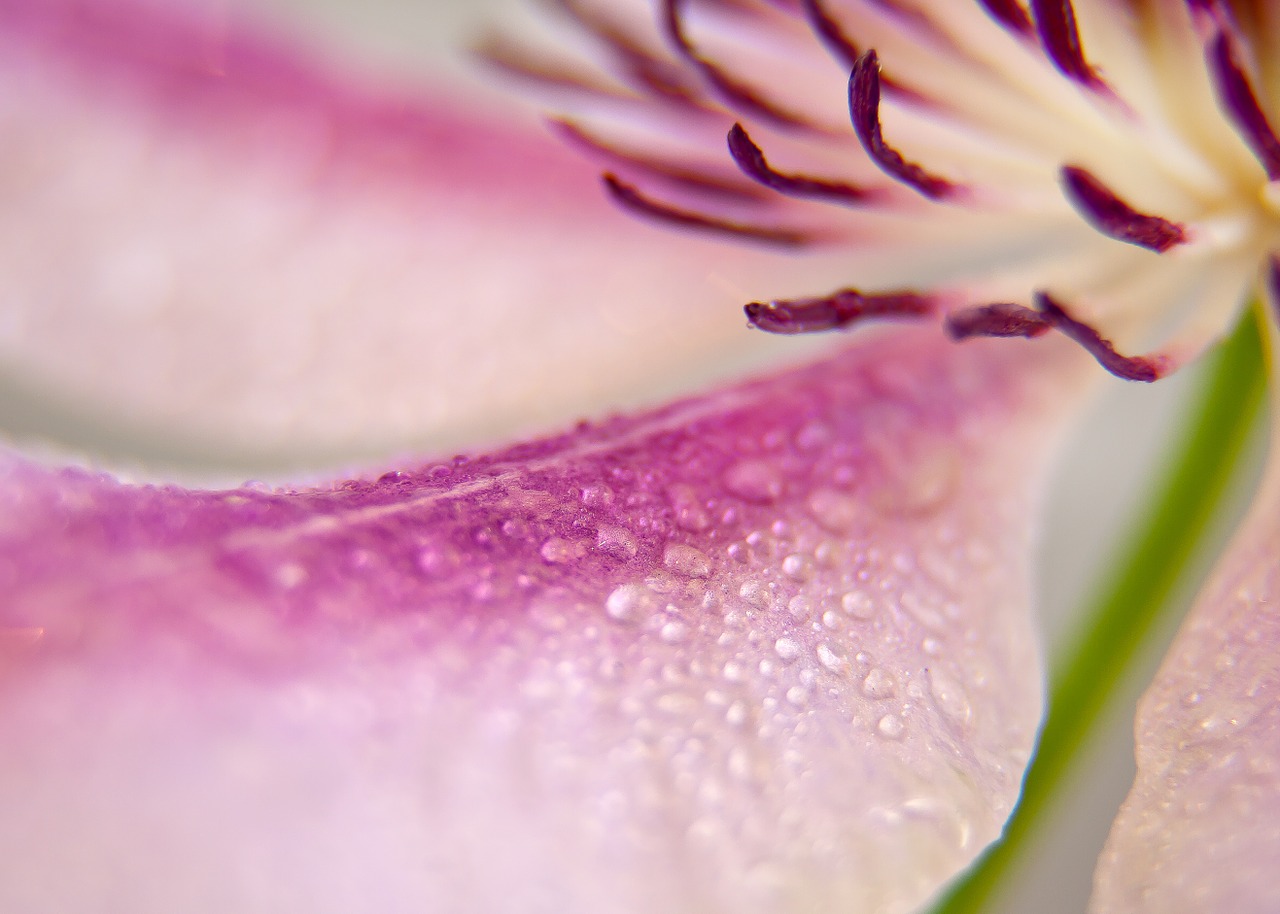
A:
490 0 1280 381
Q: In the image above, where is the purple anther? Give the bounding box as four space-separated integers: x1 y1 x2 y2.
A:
945 302 1052 339
745 288 934 334
978 0 1034 37
555 120 767 202
1030 0 1106 90
849 50 957 200
1207 30 1280 179
603 173 813 246
660 0 820 132
727 122 876 204
1060 165 1188 252
1036 292 1169 381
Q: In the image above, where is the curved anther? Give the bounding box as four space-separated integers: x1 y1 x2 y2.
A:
945 302 1052 339
555 120 767 202
1036 292 1170 381
660 0 820 132
978 0 1034 38
727 123 877 205
849 50 958 200
1030 0 1107 91
603 173 814 246
1206 30 1280 179
745 288 935 334
1060 166 1189 252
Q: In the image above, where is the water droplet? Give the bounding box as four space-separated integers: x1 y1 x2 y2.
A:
661 620 689 643
781 553 813 581
723 459 783 503
929 670 972 727
883 450 959 516
900 591 948 630
273 561 307 589
878 714 905 739
786 686 809 707
787 595 813 619
668 484 711 532
605 583 653 624
922 637 943 656
795 420 831 451
725 700 748 727
774 637 801 663
540 537 586 564
841 590 876 620
738 579 772 608
808 488 863 533
723 660 745 682
863 667 897 699
596 525 639 560
821 610 841 630
816 643 846 673
580 483 614 507
664 543 712 578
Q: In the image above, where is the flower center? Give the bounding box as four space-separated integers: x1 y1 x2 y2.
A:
493 0 1280 381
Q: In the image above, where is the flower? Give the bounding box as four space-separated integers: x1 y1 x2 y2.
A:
0 2 1275 914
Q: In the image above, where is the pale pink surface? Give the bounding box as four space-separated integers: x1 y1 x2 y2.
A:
0 328 1085 913
0 0 855 467
1092 421 1280 913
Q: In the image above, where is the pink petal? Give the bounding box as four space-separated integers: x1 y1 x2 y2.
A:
0 0 854 467
1092 433 1280 912
0 329 1086 913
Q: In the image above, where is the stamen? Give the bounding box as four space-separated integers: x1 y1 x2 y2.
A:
660 0 823 132
544 0 707 109
555 120 769 201
800 0 861 68
1206 30 1280 179
1030 0 1106 91
603 173 814 246
849 50 958 200
727 122 878 204
1060 166 1189 252
744 288 935 333
945 302 1052 339
1036 292 1170 381
978 0 1034 38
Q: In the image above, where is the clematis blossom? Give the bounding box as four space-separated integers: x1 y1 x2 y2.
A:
0 2 1276 914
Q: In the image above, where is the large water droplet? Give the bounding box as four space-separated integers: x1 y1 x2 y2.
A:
667 484 711 532
663 543 712 578
877 713 905 739
605 583 653 624
781 553 813 581
774 637 801 663
723 459 783 503
929 670 972 727
541 537 586 564
808 488 863 533
841 590 876 620
863 667 898 699
596 525 639 560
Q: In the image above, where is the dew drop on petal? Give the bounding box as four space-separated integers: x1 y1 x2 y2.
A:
841 590 876 620
929 670 973 727
663 543 712 578
596 525 639 560
878 714 906 740
774 637 801 663
807 489 863 533
863 668 898 699
605 583 652 624
723 459 783 503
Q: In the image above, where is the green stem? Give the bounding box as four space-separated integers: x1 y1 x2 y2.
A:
929 309 1269 914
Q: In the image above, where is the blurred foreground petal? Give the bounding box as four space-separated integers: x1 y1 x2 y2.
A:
0 0 853 469
0 329 1086 914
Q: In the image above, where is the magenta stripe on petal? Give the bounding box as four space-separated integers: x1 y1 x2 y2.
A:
849 50 958 200
1060 166 1189 252
0 328 1084 914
